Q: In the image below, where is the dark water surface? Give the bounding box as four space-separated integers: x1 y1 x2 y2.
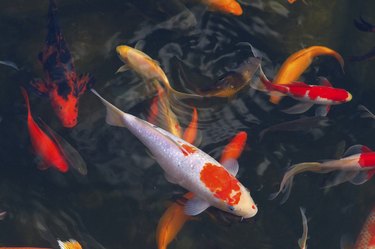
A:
1 0 375 248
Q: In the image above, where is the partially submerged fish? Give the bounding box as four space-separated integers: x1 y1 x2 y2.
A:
197 57 261 98
270 46 345 104
253 71 352 116
200 0 243 16
156 131 248 249
92 89 257 218
116 44 200 99
21 87 87 175
30 0 93 128
270 144 375 203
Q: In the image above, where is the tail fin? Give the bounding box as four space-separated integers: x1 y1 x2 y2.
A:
90 89 127 127
20 87 32 120
57 240 82 249
269 162 322 203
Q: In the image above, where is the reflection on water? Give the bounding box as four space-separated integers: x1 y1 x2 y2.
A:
0 0 375 249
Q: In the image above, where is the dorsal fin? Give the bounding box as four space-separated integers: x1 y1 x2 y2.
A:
343 144 372 158
317 77 332 87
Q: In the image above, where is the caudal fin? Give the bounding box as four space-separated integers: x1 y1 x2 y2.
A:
269 162 322 203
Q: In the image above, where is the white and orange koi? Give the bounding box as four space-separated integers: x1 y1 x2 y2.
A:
270 145 375 203
0 239 81 249
116 44 200 99
91 89 257 218
253 70 352 116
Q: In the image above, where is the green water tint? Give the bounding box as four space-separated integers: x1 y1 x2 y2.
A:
0 0 375 249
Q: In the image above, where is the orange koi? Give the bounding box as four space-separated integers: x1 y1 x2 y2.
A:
201 0 243 16
270 46 344 104
353 205 375 248
182 108 198 144
220 131 247 163
21 87 87 175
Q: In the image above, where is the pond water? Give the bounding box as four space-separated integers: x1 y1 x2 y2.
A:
0 0 374 249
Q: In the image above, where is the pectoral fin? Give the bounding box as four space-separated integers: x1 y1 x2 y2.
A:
184 197 210 216
164 173 180 184
116 64 130 74
343 144 371 157
222 159 239 176
315 105 331 117
282 102 314 114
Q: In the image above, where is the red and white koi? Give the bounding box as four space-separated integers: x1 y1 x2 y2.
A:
270 144 375 203
91 89 257 218
253 70 352 116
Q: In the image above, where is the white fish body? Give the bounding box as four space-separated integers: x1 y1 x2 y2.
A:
91 89 257 218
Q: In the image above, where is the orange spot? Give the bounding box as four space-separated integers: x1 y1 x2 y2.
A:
200 163 241 205
181 144 197 156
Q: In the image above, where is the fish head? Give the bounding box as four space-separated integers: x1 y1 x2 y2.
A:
228 185 258 219
226 1 243 16
116 45 131 63
50 89 78 128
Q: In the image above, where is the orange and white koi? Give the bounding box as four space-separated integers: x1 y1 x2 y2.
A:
92 89 257 218
270 145 375 203
200 0 243 16
254 72 351 116
156 131 248 249
116 44 199 99
21 87 87 175
270 46 344 104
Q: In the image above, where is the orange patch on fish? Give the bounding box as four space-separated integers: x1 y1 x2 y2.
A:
180 144 197 156
200 163 241 205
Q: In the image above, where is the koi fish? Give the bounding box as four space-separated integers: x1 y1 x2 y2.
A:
253 71 352 116
288 0 297 3
270 46 344 104
358 105 375 119
29 0 93 128
0 210 6 220
21 88 87 175
298 207 308 249
116 44 200 99
353 205 375 249
270 144 375 203
156 131 248 249
0 240 82 249
200 0 243 16
197 57 261 98
91 89 257 218
156 192 195 249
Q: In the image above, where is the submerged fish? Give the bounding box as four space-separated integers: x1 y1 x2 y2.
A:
353 205 375 248
29 0 93 128
270 144 375 203
156 192 195 249
197 57 261 98
91 89 257 218
298 208 308 249
116 44 200 99
253 71 351 116
199 0 243 16
259 116 331 141
358 105 375 119
270 46 344 104
21 88 87 175
354 17 375 33
0 240 82 249
156 131 248 249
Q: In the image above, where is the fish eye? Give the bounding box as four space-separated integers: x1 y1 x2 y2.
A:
228 206 235 212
